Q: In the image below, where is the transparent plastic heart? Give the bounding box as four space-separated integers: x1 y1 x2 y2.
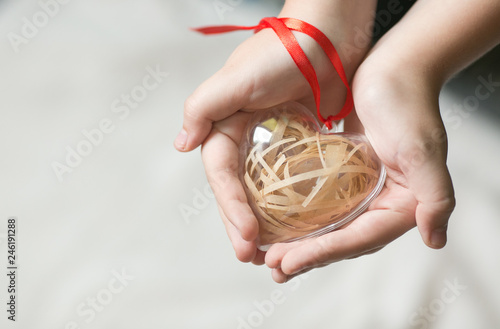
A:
239 102 386 251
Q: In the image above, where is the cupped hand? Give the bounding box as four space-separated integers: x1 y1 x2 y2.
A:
176 24 368 265
264 54 456 283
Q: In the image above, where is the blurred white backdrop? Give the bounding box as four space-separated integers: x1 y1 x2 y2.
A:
0 1 499 329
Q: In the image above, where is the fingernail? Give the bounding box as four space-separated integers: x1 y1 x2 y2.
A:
175 129 188 150
430 227 447 248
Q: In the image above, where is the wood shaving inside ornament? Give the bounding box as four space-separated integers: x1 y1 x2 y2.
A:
239 103 385 250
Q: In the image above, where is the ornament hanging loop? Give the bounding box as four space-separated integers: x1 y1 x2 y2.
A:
320 120 339 134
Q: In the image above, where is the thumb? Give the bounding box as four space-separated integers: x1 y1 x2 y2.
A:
414 165 455 249
401 133 456 249
174 67 253 152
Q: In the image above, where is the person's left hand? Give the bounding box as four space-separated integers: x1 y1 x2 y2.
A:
264 47 455 283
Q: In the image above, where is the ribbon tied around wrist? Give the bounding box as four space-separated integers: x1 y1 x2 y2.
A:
193 17 353 129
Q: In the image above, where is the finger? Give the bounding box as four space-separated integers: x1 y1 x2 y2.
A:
345 246 384 259
266 183 416 276
252 249 267 266
271 268 288 284
412 164 455 249
201 115 259 242
279 211 410 275
263 190 392 270
271 265 322 284
217 204 258 263
270 257 320 283
175 68 253 152
265 239 310 270
399 128 456 249
263 187 394 270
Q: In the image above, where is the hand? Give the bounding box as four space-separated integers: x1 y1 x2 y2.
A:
195 28 361 264
264 49 456 283
175 2 377 265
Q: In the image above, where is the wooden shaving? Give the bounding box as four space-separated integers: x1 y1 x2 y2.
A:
243 112 382 246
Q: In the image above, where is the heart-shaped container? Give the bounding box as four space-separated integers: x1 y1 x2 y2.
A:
239 102 386 250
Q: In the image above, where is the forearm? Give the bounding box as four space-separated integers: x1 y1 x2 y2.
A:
279 0 377 35
371 0 500 86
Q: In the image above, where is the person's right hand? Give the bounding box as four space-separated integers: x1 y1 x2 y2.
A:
174 1 377 264
180 27 364 264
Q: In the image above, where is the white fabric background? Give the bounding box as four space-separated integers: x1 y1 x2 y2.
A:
0 1 499 328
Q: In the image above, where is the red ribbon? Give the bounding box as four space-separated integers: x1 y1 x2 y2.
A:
192 17 353 130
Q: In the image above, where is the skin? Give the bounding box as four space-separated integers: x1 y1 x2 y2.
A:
175 0 500 283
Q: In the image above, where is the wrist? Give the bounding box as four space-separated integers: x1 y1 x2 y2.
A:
278 0 377 79
357 46 443 99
